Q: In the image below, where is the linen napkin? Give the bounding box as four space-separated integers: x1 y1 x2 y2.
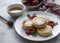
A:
38 0 60 16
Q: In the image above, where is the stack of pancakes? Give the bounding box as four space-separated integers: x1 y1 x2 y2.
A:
22 16 52 36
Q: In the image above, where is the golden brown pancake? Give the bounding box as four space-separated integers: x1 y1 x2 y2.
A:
22 19 33 29
37 25 52 36
32 16 47 28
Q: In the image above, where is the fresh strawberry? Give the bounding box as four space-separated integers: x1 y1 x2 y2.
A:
31 28 37 33
26 29 30 35
30 16 36 19
32 0 39 6
48 21 54 28
48 23 54 28
26 0 34 3
23 1 30 6
49 21 54 23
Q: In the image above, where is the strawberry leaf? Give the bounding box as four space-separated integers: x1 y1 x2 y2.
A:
54 22 58 26
30 31 37 37
27 14 31 19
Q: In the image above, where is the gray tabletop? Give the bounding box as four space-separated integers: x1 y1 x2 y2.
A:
0 0 60 43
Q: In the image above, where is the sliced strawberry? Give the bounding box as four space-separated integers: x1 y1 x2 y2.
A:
26 0 34 3
48 21 54 28
30 16 36 19
49 21 54 23
32 0 39 6
26 29 30 35
23 1 30 6
48 23 54 28
31 28 37 33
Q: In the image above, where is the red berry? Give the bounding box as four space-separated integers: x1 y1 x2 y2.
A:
49 23 54 28
23 1 30 6
26 0 34 3
30 16 36 19
32 0 39 6
26 29 30 35
49 21 54 23
48 21 54 28
31 28 37 33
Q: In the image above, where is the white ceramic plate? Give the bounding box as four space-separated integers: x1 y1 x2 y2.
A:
14 11 60 41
